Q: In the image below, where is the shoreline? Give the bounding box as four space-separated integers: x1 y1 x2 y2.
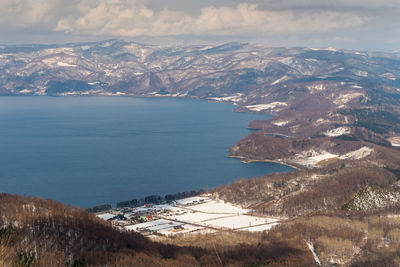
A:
227 155 300 170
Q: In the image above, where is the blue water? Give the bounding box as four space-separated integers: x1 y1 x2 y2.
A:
0 96 292 208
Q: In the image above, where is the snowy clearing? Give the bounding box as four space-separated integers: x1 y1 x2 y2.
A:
323 127 351 137
186 199 249 214
271 75 290 85
245 102 287 112
208 94 243 103
339 147 373 160
272 120 291 126
292 151 338 167
57 61 77 67
333 93 364 105
388 137 400 147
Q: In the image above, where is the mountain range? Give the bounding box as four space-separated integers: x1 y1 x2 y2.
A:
1 40 400 113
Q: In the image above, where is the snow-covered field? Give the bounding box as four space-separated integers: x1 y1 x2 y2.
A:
201 215 277 230
185 199 249 214
97 196 279 236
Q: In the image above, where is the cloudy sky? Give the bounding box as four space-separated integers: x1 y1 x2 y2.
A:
0 0 398 51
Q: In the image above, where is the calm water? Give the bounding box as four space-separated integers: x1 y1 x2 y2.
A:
0 96 292 208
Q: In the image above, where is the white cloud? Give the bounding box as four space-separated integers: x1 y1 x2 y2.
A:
53 1 365 37
0 0 366 38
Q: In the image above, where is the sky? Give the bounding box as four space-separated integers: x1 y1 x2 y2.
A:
0 0 399 51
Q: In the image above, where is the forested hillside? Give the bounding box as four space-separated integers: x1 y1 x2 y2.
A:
0 193 315 266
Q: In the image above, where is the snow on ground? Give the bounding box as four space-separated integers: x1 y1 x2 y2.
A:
125 219 204 235
208 94 243 103
314 118 330 126
333 93 364 105
158 224 204 235
19 89 32 94
241 222 278 232
310 47 337 52
272 120 291 126
339 147 373 160
292 151 338 167
167 212 230 223
271 75 290 85
292 146 374 167
175 196 210 205
355 70 368 77
203 215 277 229
380 72 397 80
245 102 287 112
307 153 338 164
306 84 326 93
323 127 351 137
96 213 115 220
57 61 76 67
388 137 400 147
305 240 322 266
187 199 249 214
98 196 280 235
125 219 173 231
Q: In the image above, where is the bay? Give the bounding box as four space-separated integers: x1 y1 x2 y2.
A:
0 96 292 207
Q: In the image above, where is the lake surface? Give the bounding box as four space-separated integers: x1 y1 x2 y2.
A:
0 96 292 208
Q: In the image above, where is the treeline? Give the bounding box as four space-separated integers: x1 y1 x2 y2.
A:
88 189 206 211
117 189 205 208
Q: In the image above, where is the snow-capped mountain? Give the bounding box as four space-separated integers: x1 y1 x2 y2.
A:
1 39 400 111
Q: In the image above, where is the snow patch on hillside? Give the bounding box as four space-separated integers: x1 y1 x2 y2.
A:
339 147 373 160
272 120 291 126
310 47 337 52
292 151 338 167
305 240 322 266
344 187 400 211
380 72 397 80
245 102 287 112
388 136 400 147
271 75 290 85
307 84 326 92
57 62 77 67
334 93 364 105
355 70 368 77
19 89 32 94
314 118 330 126
323 127 351 137
208 93 243 103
